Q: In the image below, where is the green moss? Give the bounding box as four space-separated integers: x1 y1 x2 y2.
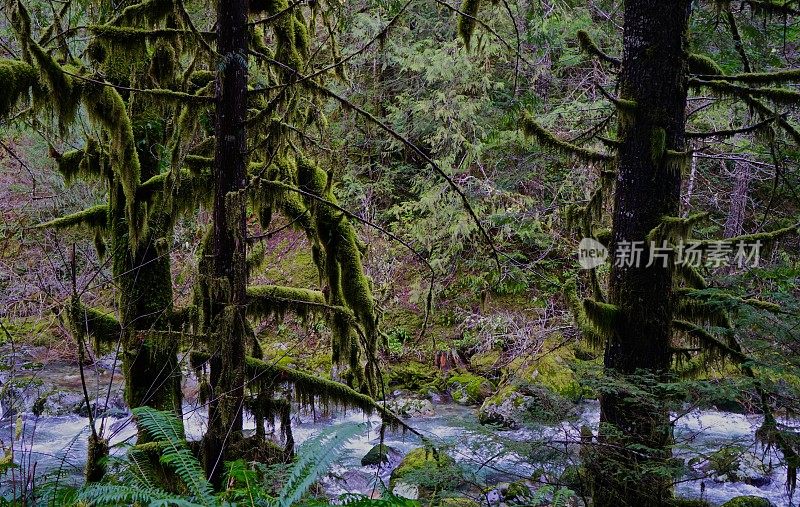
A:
37 205 109 231
390 447 456 488
83 81 143 245
447 372 494 405
469 350 501 374
688 53 723 76
577 30 619 65
0 59 37 118
296 156 379 394
720 496 773 507
521 114 612 163
670 500 711 507
387 361 442 392
457 0 481 50
361 443 395 466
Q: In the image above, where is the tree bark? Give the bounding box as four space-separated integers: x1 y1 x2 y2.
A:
592 2 692 505
203 0 249 487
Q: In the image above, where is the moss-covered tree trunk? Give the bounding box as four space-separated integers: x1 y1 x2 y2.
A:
591 2 691 505
202 0 249 487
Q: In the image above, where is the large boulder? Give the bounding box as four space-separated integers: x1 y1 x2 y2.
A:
478 383 577 428
447 373 494 405
390 447 460 498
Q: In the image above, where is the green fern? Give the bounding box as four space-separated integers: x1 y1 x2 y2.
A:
77 408 371 507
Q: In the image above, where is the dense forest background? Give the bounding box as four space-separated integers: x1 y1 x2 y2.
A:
1 0 800 506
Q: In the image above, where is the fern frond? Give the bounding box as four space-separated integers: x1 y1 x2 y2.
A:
277 422 364 507
132 407 214 503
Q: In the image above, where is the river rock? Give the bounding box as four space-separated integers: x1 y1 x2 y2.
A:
361 443 400 466
387 394 434 417
720 496 776 507
478 383 576 429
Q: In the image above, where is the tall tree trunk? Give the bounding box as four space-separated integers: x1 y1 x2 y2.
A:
203 0 249 487
592 2 691 505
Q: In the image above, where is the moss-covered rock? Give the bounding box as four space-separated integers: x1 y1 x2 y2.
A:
670 499 711 507
469 350 501 376
505 343 589 401
389 447 460 497
478 383 577 428
720 496 775 507
387 361 443 393
447 372 494 405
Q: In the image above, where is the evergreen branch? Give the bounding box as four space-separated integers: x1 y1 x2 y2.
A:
696 68 800 85
249 51 502 274
723 7 752 73
686 115 781 139
689 77 800 106
672 319 750 364
521 114 613 162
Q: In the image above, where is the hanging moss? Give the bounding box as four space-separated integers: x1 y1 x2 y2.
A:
83 81 143 245
54 138 109 185
0 59 37 118
521 114 612 163
690 78 800 106
457 0 481 50
37 204 110 231
246 284 353 322
577 30 620 65
675 263 708 289
94 230 108 259
69 299 122 354
27 43 83 131
563 278 607 349
109 0 176 27
673 320 748 364
674 292 732 329
148 42 177 86
583 298 620 339
709 68 800 84
296 156 379 394
646 212 709 244
651 127 666 164
694 224 798 252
